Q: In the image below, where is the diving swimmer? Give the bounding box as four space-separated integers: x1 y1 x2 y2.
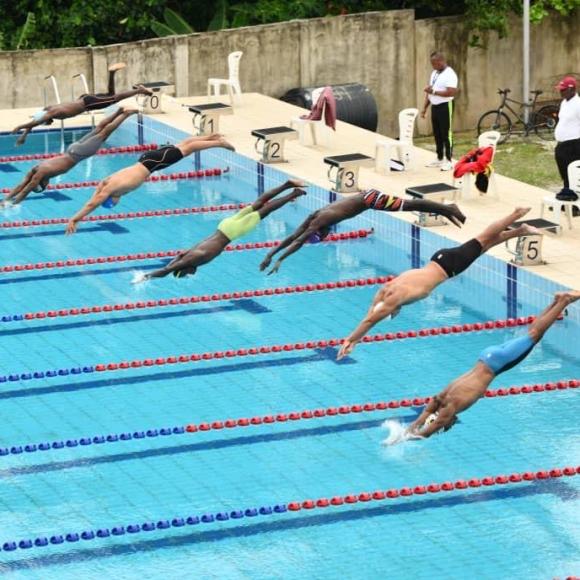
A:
259 189 466 274
337 207 541 359
65 134 234 234
394 290 580 441
11 63 151 146
3 108 137 206
138 179 307 281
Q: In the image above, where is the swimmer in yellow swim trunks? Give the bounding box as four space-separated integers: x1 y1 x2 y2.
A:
139 178 307 281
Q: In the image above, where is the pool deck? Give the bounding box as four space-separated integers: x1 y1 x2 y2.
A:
1 93 579 290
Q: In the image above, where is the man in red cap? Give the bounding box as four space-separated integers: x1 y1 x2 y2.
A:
554 75 580 201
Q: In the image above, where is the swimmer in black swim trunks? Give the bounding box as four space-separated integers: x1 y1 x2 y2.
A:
65 134 235 234
3 108 137 206
337 207 540 359
259 189 466 274
389 290 579 442
11 63 152 146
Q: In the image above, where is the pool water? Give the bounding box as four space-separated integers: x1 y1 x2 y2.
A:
0 118 578 579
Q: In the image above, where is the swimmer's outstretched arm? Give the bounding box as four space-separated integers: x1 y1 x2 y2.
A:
259 218 313 273
66 181 109 234
337 290 399 359
3 169 36 204
407 398 440 435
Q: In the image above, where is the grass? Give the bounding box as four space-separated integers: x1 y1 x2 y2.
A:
414 130 562 192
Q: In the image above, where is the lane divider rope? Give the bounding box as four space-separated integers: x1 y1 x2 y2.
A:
3 274 390 322
1 167 227 199
0 314 537 383
1 465 577 552
0 228 373 274
1 379 576 457
2 199 243 230
0 143 158 164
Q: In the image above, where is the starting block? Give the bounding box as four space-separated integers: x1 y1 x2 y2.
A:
505 218 558 266
323 153 374 193
405 183 459 227
252 126 298 163
134 82 175 114
187 103 233 136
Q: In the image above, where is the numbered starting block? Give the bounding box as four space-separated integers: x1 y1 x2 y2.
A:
323 154 374 193
251 126 298 163
134 82 175 114
187 103 233 136
405 183 459 227
505 218 558 266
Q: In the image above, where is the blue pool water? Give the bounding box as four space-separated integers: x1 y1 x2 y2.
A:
0 118 578 579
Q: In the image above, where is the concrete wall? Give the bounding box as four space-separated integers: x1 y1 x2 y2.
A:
0 10 578 135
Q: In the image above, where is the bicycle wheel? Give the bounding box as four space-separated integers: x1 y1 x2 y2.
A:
534 105 559 141
477 110 512 143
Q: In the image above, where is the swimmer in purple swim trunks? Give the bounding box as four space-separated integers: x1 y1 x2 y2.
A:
259 189 465 275
395 290 580 441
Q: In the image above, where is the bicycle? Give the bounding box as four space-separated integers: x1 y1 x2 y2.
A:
477 88 559 143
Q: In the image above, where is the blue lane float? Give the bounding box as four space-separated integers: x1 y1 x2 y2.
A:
0 505 289 552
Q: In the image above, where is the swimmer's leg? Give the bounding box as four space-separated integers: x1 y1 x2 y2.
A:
251 179 307 212
95 108 137 139
476 207 541 251
528 291 580 343
176 135 235 155
257 188 307 219
106 62 126 94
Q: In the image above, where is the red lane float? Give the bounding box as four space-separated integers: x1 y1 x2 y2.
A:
1 200 245 230
85 316 534 377
285 465 579 512
0 143 158 164
17 275 391 321
0 229 373 274
0 167 227 199
183 379 578 434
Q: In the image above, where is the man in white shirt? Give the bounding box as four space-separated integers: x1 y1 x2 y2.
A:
554 76 580 201
421 52 458 171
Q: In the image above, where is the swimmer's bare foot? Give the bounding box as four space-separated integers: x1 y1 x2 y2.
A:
121 108 139 115
136 84 154 97
108 62 127 72
519 223 543 237
445 203 466 228
513 207 531 220
207 133 224 140
217 138 235 151
290 188 307 200
288 178 307 188
556 290 580 304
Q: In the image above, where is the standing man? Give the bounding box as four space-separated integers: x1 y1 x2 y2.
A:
554 76 580 202
421 51 458 172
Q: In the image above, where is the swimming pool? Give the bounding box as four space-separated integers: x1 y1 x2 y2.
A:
0 116 578 579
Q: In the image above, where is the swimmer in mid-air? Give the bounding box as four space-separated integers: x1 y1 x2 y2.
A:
390 290 580 442
337 207 540 359
259 189 466 274
65 134 234 234
137 179 307 282
11 63 151 146
3 108 137 206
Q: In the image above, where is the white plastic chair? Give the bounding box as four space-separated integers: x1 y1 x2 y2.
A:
541 160 580 230
453 130 501 200
207 51 243 105
375 108 418 172
290 87 331 146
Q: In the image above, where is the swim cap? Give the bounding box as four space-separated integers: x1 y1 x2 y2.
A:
102 196 116 209
33 176 50 193
308 232 322 244
173 266 197 279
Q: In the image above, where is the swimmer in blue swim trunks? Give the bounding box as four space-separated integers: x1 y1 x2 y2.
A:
138 179 307 281
399 290 580 441
338 207 540 360
65 134 234 234
3 108 137 206
259 189 466 274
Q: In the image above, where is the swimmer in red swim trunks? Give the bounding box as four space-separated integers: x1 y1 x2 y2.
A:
394 290 579 441
337 207 541 360
259 189 466 274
